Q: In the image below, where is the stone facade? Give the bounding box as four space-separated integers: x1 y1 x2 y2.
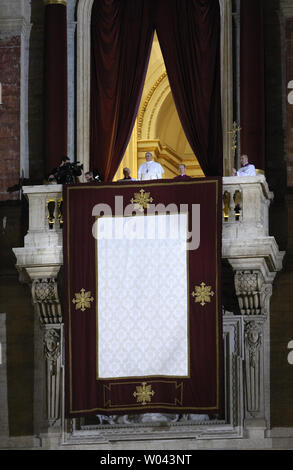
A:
10 176 285 449
0 0 293 451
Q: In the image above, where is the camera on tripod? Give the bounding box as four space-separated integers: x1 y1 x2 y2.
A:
48 156 83 184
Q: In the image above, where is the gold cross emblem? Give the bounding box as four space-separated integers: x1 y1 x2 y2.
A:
72 288 94 312
130 189 153 212
192 282 214 307
133 382 155 405
227 121 241 152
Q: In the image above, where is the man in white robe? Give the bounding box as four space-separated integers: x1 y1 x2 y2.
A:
138 152 164 180
232 154 256 176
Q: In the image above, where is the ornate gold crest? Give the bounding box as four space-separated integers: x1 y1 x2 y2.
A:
133 382 155 405
72 288 94 312
130 189 153 212
192 282 214 307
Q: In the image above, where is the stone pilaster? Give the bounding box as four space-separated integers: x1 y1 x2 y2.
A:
222 175 285 436
26 268 63 430
0 1 31 199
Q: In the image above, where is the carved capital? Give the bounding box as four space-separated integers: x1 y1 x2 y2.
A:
234 270 264 315
31 278 62 324
33 278 57 302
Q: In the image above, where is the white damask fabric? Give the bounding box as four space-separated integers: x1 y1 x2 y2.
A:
97 214 188 378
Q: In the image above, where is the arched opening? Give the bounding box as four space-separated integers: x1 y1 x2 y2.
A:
113 32 204 180
76 0 233 179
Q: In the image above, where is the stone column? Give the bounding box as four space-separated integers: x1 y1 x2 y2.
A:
219 0 234 175
44 0 68 175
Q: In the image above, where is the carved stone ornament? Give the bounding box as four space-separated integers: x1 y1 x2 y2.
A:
234 271 264 315
31 278 62 324
235 271 260 294
44 328 61 362
244 321 262 368
33 278 57 302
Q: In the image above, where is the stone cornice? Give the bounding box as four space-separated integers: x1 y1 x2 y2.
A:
0 18 31 37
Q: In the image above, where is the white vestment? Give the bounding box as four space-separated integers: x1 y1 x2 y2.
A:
138 160 164 180
236 164 256 176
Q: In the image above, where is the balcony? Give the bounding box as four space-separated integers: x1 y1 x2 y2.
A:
12 175 285 442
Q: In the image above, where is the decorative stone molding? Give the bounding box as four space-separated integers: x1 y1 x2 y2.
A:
137 72 168 140
244 320 262 369
243 318 266 423
43 325 62 424
44 327 61 362
235 270 266 315
28 273 63 426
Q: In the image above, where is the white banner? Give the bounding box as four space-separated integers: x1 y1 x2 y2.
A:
97 213 189 378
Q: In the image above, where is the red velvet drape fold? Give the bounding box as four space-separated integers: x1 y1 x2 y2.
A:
90 0 222 180
154 0 223 176
90 0 154 182
44 4 68 176
240 0 265 170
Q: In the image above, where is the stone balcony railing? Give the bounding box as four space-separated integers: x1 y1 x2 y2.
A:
13 184 63 282
12 176 285 441
13 176 284 277
222 176 284 282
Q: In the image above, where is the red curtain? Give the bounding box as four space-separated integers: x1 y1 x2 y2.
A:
90 0 222 179
63 178 223 417
44 4 68 176
90 0 154 182
154 0 222 176
240 0 265 170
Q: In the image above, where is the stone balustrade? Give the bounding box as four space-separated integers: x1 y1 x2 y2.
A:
13 184 63 282
222 175 284 277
